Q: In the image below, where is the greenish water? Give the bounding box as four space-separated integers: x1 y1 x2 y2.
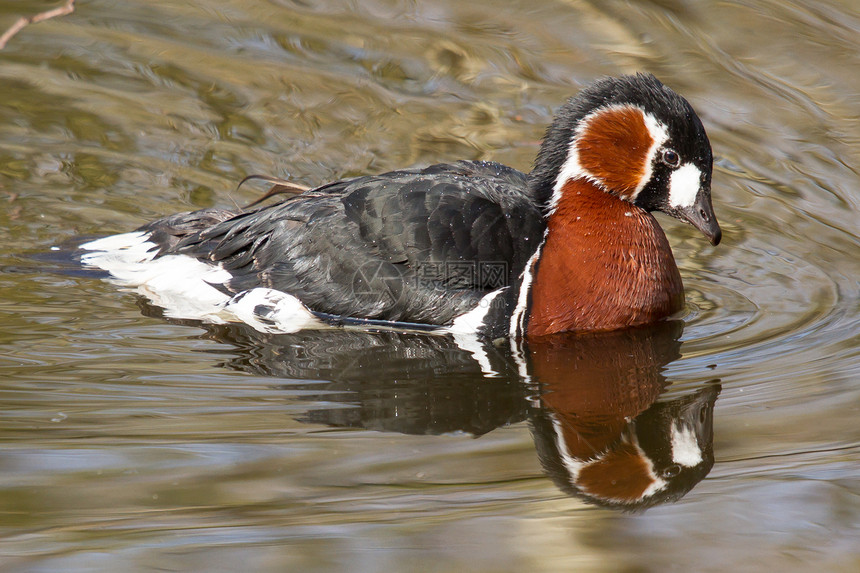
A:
1 0 858 571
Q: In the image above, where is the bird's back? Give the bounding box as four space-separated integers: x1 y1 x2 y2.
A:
141 160 545 329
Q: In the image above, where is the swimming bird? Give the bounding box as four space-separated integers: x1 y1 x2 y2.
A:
81 73 721 339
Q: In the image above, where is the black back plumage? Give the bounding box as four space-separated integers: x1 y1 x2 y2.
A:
141 160 545 327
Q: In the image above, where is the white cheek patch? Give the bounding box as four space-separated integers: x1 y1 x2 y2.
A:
668 163 702 208
671 422 703 467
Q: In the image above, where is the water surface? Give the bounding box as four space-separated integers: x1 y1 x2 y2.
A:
0 0 858 571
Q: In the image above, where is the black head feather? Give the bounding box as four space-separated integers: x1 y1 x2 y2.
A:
529 73 711 208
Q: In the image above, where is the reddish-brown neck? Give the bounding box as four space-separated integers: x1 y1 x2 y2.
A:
527 179 683 336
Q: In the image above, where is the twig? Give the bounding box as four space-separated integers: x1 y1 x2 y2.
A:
0 0 75 50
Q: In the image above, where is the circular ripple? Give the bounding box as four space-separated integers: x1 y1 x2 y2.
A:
669 203 856 394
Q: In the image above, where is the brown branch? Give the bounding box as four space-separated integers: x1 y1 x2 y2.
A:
0 0 75 50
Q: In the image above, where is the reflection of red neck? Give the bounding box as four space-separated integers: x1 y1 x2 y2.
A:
527 179 683 336
530 329 672 459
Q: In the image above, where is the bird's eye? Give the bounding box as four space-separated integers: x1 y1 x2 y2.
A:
662 464 682 478
661 149 680 167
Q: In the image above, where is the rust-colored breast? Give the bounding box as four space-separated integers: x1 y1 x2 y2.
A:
527 179 683 336
530 331 669 458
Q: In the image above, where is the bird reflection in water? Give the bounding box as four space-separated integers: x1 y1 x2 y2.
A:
527 325 719 510
159 300 719 512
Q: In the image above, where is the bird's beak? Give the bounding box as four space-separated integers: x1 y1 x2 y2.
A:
676 186 721 246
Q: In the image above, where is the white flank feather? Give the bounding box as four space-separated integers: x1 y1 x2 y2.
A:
79 231 323 332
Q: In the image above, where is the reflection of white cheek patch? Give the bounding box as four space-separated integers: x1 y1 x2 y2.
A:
671 423 703 467
669 163 702 208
